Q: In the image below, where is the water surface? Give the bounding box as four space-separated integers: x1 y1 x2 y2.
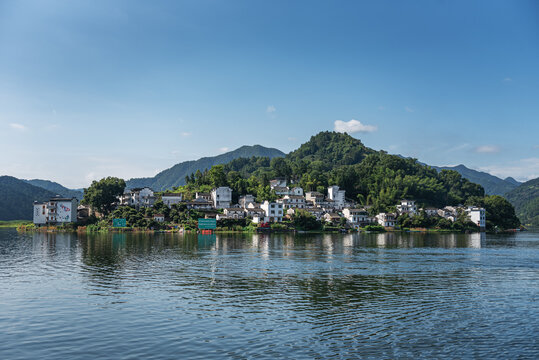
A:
0 229 538 359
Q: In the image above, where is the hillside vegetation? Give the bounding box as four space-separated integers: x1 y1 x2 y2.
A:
505 178 539 226
0 176 57 220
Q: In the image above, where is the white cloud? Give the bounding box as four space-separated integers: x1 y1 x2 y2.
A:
474 145 500 154
405 106 414 113
287 137 296 141
266 105 276 114
180 131 192 137
378 106 385 111
446 143 470 153
219 147 230 153
9 123 27 131
334 119 377 134
480 157 539 182
503 77 512 82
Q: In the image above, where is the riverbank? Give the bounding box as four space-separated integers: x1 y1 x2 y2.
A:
0 220 31 228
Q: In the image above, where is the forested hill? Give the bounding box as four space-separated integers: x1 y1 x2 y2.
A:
0 176 57 220
430 164 520 196
126 145 285 191
504 177 539 226
25 179 83 200
191 132 492 213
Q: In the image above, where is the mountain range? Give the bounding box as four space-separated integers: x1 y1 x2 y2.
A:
125 145 285 191
429 164 520 196
0 138 536 224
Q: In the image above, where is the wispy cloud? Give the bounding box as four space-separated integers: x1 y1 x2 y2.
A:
503 77 512 83
378 106 385 111
219 147 230 153
334 119 377 134
266 105 276 114
480 157 539 182
287 137 296 141
180 131 192 137
475 145 500 154
9 123 27 131
447 143 470 153
405 106 415 113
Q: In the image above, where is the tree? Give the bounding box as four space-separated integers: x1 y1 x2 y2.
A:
82 177 126 215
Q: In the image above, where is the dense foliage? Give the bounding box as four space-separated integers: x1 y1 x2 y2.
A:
0 176 57 220
504 178 539 226
82 177 126 215
180 132 485 215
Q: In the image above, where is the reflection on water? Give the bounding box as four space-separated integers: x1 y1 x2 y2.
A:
0 229 537 359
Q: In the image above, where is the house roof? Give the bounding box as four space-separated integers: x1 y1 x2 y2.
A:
306 191 324 196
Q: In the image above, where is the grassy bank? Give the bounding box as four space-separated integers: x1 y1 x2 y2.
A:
0 220 31 228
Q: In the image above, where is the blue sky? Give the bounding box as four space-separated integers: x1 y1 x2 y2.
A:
1 0 538 187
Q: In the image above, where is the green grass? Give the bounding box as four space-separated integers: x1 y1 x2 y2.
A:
0 220 32 228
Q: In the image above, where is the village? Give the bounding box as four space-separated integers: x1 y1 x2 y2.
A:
32 177 487 232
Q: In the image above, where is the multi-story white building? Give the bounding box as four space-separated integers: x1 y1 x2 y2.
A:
376 212 397 227
239 194 256 208
273 186 290 196
327 185 346 209
305 191 324 206
261 201 283 222
211 187 232 209
223 208 245 219
33 197 78 225
342 208 369 229
396 200 417 215
161 193 183 207
466 207 486 230
120 187 155 208
186 198 213 210
278 195 306 209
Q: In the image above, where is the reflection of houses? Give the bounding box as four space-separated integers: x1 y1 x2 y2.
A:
34 197 79 225
211 187 232 209
376 212 397 227
120 187 155 208
161 193 182 207
466 207 486 230
396 200 417 215
261 201 283 222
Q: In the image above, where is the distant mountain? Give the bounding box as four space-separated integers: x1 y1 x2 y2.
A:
504 177 539 226
126 145 285 191
0 176 58 220
430 164 520 196
25 179 83 200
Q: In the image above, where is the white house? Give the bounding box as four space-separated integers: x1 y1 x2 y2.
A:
270 178 287 189
305 191 324 206
239 194 256 208
376 212 397 227
466 207 486 230
396 200 417 215
278 195 306 209
342 208 369 229
121 187 155 208
290 187 304 196
33 197 78 225
261 201 283 222
273 186 290 196
196 192 212 201
224 207 245 219
423 207 439 217
327 185 346 209
153 214 165 222
245 207 265 219
161 193 183 207
211 187 232 209
187 198 213 210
